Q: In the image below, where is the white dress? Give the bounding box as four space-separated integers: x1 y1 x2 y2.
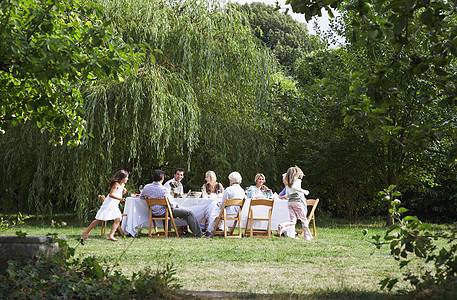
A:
95 183 123 221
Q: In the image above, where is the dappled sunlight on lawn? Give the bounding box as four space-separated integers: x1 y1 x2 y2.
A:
6 217 415 297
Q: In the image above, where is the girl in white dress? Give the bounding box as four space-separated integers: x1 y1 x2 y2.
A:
82 170 129 241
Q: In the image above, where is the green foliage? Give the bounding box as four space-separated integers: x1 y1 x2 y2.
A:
287 0 457 164
0 212 24 233
365 185 457 296
0 0 282 219
240 2 324 69
288 2 457 223
286 48 385 222
0 0 140 144
0 236 181 299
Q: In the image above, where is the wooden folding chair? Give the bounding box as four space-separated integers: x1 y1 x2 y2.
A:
244 198 274 238
99 195 126 237
211 198 245 238
145 197 179 238
306 198 319 236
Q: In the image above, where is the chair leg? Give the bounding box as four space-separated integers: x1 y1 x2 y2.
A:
170 218 179 238
152 220 158 235
117 225 124 237
223 210 228 238
244 211 250 237
149 211 152 238
250 217 254 237
211 217 218 238
313 218 316 236
101 221 107 236
166 220 169 238
229 219 238 236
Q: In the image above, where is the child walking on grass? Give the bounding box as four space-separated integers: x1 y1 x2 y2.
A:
278 166 313 241
82 170 129 242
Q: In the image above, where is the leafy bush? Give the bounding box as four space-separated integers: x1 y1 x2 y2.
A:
365 185 457 298
0 237 181 299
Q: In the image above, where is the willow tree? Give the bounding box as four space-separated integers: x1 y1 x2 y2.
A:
0 0 281 219
100 0 280 189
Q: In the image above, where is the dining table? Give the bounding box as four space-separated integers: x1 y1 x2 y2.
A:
121 194 293 237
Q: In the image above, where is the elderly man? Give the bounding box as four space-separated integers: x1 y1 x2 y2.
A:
140 169 204 238
205 171 245 236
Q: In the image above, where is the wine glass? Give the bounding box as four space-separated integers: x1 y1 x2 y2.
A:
201 186 207 198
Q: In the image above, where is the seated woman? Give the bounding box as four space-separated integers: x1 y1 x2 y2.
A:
205 171 245 235
247 173 273 199
201 170 224 197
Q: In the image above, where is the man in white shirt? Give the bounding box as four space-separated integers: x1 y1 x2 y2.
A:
164 168 184 197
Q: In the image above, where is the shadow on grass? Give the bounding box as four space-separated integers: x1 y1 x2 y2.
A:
179 289 411 300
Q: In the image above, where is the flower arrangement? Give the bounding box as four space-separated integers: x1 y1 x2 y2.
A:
260 186 273 198
169 181 179 188
169 181 179 197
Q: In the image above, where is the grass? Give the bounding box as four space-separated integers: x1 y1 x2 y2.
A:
1 214 415 299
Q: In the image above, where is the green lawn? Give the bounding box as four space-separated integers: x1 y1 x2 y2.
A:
2 215 413 299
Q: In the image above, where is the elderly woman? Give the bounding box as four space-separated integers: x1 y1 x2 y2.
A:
247 173 273 199
205 171 245 236
201 170 224 196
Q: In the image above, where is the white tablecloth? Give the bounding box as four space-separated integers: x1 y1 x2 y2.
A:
121 195 291 237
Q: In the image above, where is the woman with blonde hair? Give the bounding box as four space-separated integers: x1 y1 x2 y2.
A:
247 173 272 199
201 170 224 196
278 166 313 240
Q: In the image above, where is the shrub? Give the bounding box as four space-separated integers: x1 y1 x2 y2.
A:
0 237 181 299
365 185 457 297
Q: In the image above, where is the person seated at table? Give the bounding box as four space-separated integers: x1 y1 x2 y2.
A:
247 173 273 199
201 170 224 197
164 168 184 197
279 173 288 199
205 171 245 236
140 169 204 238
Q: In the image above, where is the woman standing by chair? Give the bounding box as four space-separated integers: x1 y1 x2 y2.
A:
247 173 273 199
201 170 224 197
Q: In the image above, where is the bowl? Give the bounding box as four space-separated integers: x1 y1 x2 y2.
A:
188 191 202 198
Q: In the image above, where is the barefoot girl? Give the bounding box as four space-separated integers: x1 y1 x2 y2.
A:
278 166 313 240
82 170 129 241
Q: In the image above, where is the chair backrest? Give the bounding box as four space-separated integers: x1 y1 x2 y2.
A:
306 198 319 222
145 198 168 207
245 198 274 238
144 197 178 238
223 198 245 208
212 198 246 238
250 198 274 208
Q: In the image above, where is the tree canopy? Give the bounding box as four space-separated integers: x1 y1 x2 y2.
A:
287 0 457 164
1 0 456 223
240 2 324 69
0 0 139 144
0 0 284 219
